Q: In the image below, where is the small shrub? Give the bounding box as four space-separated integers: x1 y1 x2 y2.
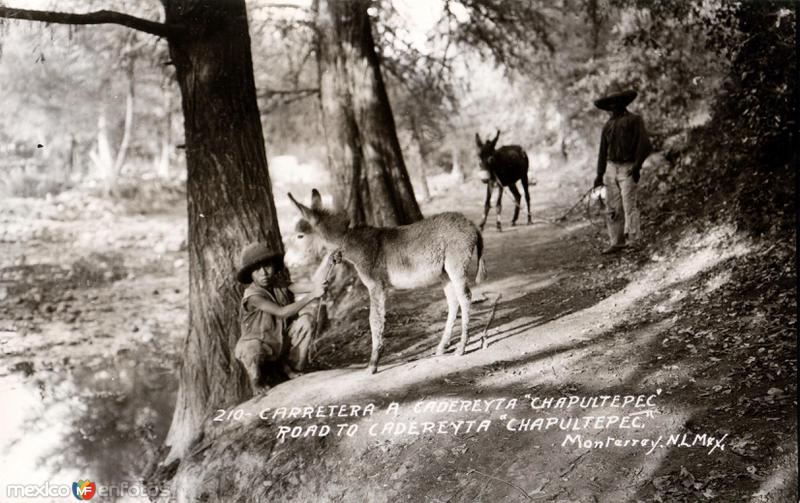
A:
0 171 71 199
70 252 127 287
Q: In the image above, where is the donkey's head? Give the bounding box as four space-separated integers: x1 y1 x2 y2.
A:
288 189 350 248
475 129 501 183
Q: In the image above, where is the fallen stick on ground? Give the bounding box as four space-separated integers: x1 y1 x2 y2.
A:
558 450 589 478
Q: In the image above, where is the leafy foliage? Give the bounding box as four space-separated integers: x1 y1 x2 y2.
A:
714 2 795 236
646 1 796 238
442 0 555 67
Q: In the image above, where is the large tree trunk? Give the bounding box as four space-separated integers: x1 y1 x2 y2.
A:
161 0 283 462
314 0 422 227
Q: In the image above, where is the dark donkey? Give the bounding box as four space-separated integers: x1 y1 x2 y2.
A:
475 130 532 231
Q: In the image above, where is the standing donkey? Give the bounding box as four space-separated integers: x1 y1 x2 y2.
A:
475 130 532 231
289 189 487 374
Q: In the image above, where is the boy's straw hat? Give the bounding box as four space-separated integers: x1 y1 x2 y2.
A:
237 242 284 284
594 89 638 111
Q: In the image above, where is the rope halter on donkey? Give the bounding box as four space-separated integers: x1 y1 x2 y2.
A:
309 249 343 363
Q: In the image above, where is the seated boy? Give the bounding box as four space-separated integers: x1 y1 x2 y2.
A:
234 241 327 394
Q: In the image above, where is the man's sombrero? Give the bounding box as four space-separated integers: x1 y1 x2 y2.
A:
594 89 638 111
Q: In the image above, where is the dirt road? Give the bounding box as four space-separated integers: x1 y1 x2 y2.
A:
165 187 796 502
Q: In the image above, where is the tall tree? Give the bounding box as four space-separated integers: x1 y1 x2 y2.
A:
0 1 283 461
314 0 422 227
89 47 136 190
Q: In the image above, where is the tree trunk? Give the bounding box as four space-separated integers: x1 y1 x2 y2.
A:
90 62 134 194
160 0 283 462
91 111 113 179
409 114 432 201
155 85 173 179
155 134 171 179
111 55 135 184
314 0 422 227
451 144 463 182
587 0 601 57
66 133 76 181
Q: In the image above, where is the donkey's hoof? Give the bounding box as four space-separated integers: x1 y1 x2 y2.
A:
455 346 466 356
367 366 378 375
434 348 446 356
496 223 502 232
511 221 517 227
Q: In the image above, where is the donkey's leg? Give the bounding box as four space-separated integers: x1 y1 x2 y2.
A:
444 253 473 356
453 279 472 356
436 282 459 355
508 183 522 226
522 175 532 224
495 185 504 232
479 181 493 231
367 284 387 374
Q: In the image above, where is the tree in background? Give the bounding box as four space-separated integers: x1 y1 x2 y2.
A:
0 24 107 184
0 1 285 463
248 4 325 159
376 2 461 200
0 2 180 188
242 1 561 197
313 0 422 227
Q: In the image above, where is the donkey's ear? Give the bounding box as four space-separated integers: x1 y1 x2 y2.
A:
288 192 311 216
475 133 482 148
310 188 323 210
491 129 500 146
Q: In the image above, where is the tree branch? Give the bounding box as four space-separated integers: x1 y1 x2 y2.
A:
262 3 313 14
261 87 320 96
258 89 319 113
0 6 181 38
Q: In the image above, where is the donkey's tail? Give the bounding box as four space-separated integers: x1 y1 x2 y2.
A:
475 227 488 284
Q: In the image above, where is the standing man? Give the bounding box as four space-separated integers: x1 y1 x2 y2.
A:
593 88 653 254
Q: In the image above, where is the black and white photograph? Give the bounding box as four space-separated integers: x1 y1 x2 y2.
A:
0 0 796 501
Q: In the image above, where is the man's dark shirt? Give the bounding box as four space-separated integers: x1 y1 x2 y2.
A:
597 110 652 177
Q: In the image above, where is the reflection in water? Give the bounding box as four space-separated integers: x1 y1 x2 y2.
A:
1 345 177 501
